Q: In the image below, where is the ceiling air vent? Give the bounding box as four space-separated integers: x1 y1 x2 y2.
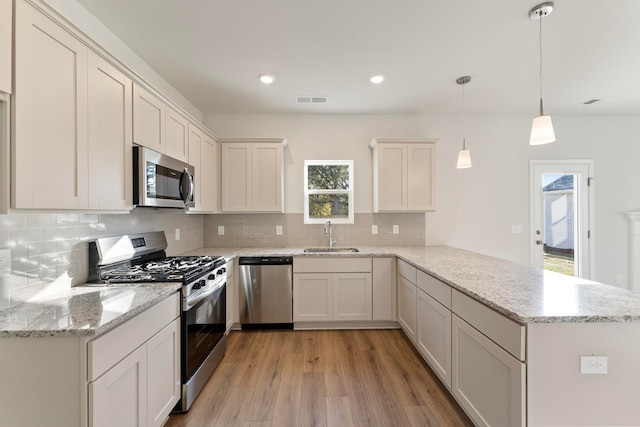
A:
295 95 328 104
582 98 601 105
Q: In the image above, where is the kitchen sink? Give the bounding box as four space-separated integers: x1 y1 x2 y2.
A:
303 247 360 253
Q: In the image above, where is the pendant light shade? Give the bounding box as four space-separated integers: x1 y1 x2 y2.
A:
529 2 555 145
530 114 555 145
456 75 472 169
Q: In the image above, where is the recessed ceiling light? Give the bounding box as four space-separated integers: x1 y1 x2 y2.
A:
370 75 385 84
259 74 275 84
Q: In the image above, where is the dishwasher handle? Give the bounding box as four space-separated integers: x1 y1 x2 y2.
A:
238 256 293 266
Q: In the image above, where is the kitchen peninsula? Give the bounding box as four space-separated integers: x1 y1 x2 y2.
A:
187 245 640 426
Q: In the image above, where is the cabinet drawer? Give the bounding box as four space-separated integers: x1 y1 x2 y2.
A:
88 292 180 381
397 259 416 284
417 270 451 309
452 290 525 361
294 257 371 273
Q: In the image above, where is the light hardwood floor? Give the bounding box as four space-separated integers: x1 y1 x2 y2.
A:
165 329 474 427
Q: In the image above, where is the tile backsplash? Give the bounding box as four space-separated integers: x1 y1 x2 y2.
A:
204 213 425 248
0 211 203 309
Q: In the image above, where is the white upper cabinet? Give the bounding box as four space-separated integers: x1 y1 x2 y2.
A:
188 123 217 213
165 106 189 162
0 0 12 94
88 52 133 210
370 138 436 212
133 83 165 153
220 138 285 213
12 0 89 209
133 83 190 162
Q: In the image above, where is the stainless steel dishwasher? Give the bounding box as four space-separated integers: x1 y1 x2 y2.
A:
239 256 293 329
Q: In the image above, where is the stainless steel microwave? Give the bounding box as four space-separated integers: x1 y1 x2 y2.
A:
133 146 195 208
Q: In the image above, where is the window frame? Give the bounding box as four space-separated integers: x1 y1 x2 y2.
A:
303 160 354 224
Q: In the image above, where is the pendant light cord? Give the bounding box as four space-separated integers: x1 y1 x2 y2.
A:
538 13 544 116
462 81 466 150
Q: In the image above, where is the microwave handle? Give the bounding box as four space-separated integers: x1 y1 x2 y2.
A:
180 168 194 206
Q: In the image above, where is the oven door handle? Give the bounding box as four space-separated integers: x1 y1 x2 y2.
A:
184 280 225 311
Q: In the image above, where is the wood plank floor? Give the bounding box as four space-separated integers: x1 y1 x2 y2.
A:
165 329 474 427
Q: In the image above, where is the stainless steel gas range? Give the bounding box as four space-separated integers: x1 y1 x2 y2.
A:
88 231 227 412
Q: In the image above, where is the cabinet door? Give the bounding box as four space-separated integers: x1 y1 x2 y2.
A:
293 273 332 322
89 345 148 427
188 123 203 211
397 275 417 342
133 83 164 153
407 143 434 211
372 257 395 320
417 288 452 388
88 52 132 210
0 0 11 94
376 143 407 211
199 133 216 213
13 1 89 209
147 319 180 427
221 143 251 212
452 315 525 427
251 143 283 212
226 260 236 331
165 107 189 162
333 273 372 321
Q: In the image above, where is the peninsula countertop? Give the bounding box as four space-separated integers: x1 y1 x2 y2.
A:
186 245 640 325
0 282 181 338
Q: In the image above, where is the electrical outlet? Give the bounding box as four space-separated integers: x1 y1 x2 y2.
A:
276 225 283 235
372 225 378 235
0 249 11 277
175 228 181 241
393 225 399 234
511 225 524 234
218 226 225 236
580 355 608 374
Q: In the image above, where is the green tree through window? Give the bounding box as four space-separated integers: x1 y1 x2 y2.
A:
304 161 354 224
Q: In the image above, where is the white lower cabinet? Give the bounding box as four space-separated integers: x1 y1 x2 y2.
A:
147 319 181 427
293 257 373 323
416 288 452 388
88 297 180 427
397 274 417 342
452 315 525 427
294 273 333 322
89 344 148 427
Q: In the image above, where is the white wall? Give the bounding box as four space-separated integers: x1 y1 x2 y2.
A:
206 113 640 289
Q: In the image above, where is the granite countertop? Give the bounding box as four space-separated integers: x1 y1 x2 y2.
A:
186 245 640 325
0 283 181 338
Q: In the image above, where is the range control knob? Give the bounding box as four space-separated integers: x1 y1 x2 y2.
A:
192 280 205 290
207 274 216 280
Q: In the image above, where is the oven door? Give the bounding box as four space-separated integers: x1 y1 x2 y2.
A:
182 282 226 382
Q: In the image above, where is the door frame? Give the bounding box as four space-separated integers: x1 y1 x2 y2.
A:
529 160 595 279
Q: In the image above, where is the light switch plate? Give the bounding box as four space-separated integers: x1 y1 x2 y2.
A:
393 225 399 234
276 225 283 235
511 225 524 234
372 225 378 235
175 228 180 240
218 226 225 236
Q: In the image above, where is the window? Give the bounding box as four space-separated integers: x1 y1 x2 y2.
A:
304 160 354 224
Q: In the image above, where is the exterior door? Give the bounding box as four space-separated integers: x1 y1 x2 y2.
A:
530 160 593 278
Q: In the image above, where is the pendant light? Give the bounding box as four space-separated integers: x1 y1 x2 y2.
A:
456 75 472 169
529 2 555 145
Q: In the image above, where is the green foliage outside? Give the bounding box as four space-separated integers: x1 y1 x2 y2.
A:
308 165 350 218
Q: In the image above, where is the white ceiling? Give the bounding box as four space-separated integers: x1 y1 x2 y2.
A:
75 0 640 116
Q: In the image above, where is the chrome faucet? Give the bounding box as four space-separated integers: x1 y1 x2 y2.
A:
324 220 336 247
